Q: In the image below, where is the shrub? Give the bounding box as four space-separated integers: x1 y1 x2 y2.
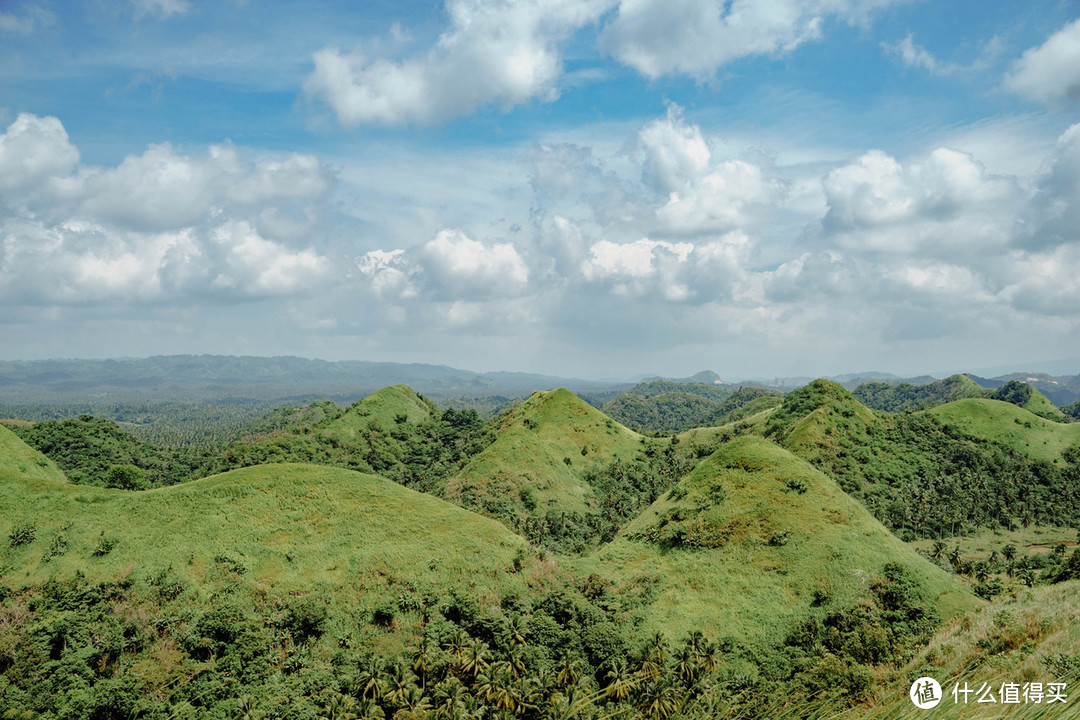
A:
8 522 36 547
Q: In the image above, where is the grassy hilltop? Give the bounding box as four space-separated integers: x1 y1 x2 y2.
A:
593 436 971 651
444 388 645 517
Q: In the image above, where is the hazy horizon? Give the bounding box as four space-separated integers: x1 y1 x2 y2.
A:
2 1 1078 379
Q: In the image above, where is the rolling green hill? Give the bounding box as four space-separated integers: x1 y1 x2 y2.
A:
927 398 1080 463
325 384 439 434
853 373 987 412
444 389 646 518
592 436 973 654
0 423 66 484
1 461 526 592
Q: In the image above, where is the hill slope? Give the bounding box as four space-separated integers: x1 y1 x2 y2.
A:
927 398 1080 463
0 461 525 592
853 373 987 412
592 436 972 652
444 389 645 518
0 423 66 484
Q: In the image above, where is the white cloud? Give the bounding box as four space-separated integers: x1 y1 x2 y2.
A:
304 0 613 125
0 114 80 192
1006 19 1080 103
1020 123 1080 249
638 104 710 193
821 147 1020 254
210 221 330 297
656 160 782 235
421 229 530 297
0 115 336 306
882 34 956 75
604 0 902 79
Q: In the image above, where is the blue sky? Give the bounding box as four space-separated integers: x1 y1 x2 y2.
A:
1 0 1078 380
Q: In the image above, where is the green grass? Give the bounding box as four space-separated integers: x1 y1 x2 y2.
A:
926 399 1080 463
586 436 975 654
0 460 526 595
445 388 646 514
0 423 65 484
910 525 1078 561
324 384 438 435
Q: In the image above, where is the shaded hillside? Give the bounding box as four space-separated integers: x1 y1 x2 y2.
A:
853 373 987 412
602 391 723 431
988 380 1070 422
218 385 492 492
594 436 972 654
444 388 646 520
759 380 1080 538
8 415 215 487
601 383 780 432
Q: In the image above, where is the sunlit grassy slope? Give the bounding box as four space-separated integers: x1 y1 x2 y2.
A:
0 460 525 591
589 436 974 651
444 388 645 514
0 423 65 484
927 399 1080 462
325 383 438 434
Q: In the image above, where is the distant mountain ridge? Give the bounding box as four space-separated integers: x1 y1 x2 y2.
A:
0 355 622 404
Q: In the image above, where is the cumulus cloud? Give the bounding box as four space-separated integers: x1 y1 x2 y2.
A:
0 114 336 305
821 147 1021 254
357 229 529 302
580 232 750 302
604 0 901 79
304 0 613 125
656 159 783 235
0 114 80 191
1006 19 1080 103
638 104 711 193
1021 123 1080 249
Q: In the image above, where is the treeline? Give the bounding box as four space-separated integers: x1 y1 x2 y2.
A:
0 560 937 719
602 386 781 432
763 382 1080 539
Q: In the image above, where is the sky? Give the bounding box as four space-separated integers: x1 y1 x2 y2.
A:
1 0 1078 380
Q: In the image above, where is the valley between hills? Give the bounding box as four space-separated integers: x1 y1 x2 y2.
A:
2 373 1079 719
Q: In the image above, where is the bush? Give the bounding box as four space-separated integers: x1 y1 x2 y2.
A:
8 522 36 547
105 464 149 491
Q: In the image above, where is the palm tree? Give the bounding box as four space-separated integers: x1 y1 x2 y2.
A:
319 692 359 720
354 658 387 701
555 652 584 688
460 639 489 680
504 615 528 647
637 679 680 720
603 659 635 701
383 660 417 708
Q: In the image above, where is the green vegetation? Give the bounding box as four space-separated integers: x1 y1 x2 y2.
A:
990 381 1070 422
602 437 970 648
853 373 987 412
926 398 1080 463
600 382 781 432
4 377 1080 719
445 389 645 520
0 423 65 484
760 381 1080 539
7 415 216 487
